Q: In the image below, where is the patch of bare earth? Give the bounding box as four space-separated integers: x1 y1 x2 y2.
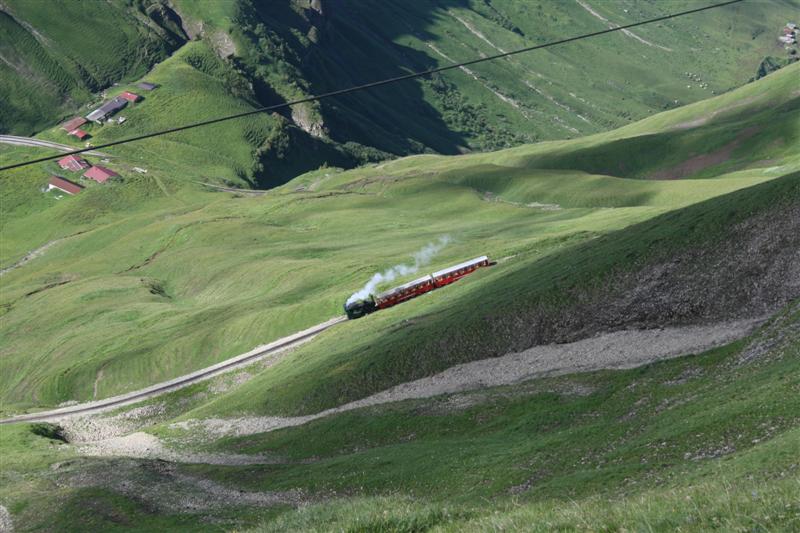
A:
0 505 13 533
77 432 285 465
649 126 759 179
61 404 168 443
54 459 305 513
506 201 800 350
734 300 800 366
671 95 761 130
172 318 760 440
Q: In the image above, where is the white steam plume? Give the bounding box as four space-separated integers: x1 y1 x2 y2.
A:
346 236 451 305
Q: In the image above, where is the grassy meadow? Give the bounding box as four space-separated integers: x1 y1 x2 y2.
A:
1 62 797 413
4 0 798 183
0 301 797 531
0 13 798 530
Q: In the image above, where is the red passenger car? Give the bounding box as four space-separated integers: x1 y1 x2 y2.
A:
344 256 491 319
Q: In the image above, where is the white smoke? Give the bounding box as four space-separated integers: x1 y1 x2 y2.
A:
346 236 451 305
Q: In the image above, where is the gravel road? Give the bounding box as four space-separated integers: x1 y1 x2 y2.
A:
172 317 762 439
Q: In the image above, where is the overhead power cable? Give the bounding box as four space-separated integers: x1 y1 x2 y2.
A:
0 0 744 172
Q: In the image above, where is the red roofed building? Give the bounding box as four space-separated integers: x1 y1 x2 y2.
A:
84 165 119 183
61 117 87 131
120 91 142 103
58 154 90 172
47 176 84 195
69 129 89 140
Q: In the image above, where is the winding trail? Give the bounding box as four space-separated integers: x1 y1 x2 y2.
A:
0 230 90 277
196 181 268 195
576 0 673 52
0 317 346 424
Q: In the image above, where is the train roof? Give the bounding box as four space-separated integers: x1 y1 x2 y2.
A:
376 274 433 299
431 256 488 278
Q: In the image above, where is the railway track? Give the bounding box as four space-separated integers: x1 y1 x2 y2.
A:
0 135 109 157
0 316 346 424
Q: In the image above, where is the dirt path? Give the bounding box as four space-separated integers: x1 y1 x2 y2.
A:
576 0 672 52
172 318 762 440
0 317 346 424
195 181 268 195
650 126 760 179
0 231 89 277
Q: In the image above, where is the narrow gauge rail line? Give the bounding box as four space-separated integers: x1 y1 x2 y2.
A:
0 316 346 424
0 135 109 157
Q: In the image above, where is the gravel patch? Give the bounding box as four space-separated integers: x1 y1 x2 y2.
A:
77 432 285 465
0 505 12 533
62 403 167 443
174 318 761 439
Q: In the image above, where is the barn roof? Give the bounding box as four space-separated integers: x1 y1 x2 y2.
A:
49 175 84 195
61 117 87 131
84 165 119 183
87 97 127 120
120 91 141 102
57 154 90 170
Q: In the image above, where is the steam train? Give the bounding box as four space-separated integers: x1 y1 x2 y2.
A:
344 256 491 319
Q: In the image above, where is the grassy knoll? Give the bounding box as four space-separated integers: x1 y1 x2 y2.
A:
31 38 360 189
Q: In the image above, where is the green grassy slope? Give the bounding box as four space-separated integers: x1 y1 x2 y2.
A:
0 0 185 134
0 25 798 533
0 301 797 531
7 0 797 185
172 0 799 162
180 169 798 420
0 63 797 412
29 37 370 189
202 303 800 532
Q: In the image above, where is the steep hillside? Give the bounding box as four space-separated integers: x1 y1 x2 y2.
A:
0 0 186 134
0 36 799 533
171 0 800 184
1 129 798 533
0 63 797 412
4 0 799 186
211 0 800 143
1 301 797 531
